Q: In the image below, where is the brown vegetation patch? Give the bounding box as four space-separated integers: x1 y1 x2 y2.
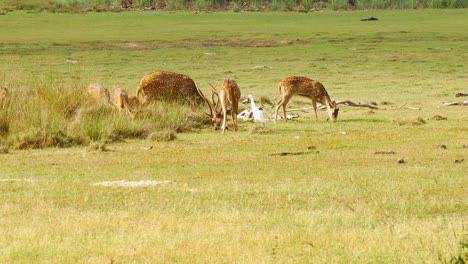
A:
110 38 308 49
147 130 177 142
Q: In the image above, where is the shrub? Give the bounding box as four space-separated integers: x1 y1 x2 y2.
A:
301 0 314 10
2 73 209 149
147 130 177 142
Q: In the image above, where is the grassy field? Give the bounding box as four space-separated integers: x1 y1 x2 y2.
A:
0 9 467 263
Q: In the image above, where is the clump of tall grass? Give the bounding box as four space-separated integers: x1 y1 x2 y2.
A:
86 141 109 151
271 0 294 10
1 74 209 149
147 130 177 142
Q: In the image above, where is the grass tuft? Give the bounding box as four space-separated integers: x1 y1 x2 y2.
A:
86 141 109 152
1 75 209 149
0 144 9 154
147 130 177 142
249 126 271 134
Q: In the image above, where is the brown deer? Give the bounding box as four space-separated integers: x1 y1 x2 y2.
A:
1 87 9 110
274 76 339 123
196 79 241 133
87 83 110 104
113 88 142 117
136 71 204 105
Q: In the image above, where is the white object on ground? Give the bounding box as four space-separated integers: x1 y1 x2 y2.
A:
0 178 42 182
93 180 172 187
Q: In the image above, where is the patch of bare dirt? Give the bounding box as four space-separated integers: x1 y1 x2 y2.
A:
93 180 172 187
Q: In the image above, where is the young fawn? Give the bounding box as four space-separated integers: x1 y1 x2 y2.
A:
113 88 142 117
274 76 339 122
197 79 241 133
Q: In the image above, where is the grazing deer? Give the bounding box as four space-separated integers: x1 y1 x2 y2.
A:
196 79 241 133
1 87 9 110
87 83 110 104
136 71 204 105
113 88 131 112
114 88 142 117
274 76 339 123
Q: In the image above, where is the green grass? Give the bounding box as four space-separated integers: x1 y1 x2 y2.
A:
0 10 467 263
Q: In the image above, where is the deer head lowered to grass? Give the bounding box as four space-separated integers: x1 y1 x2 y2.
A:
87 83 111 104
136 71 204 106
196 79 241 133
113 88 143 118
274 76 339 123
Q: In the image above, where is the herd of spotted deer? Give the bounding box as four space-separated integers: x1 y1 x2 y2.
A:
0 70 339 134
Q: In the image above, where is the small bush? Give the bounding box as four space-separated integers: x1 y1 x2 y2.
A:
329 0 348 9
86 141 109 152
259 96 274 107
0 144 9 154
0 111 9 137
301 0 314 10
411 117 427 125
249 126 271 134
15 129 86 149
148 130 177 142
106 127 150 142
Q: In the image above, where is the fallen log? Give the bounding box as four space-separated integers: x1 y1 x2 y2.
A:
269 148 319 156
455 92 468 97
335 100 385 110
269 151 308 156
374 150 396 155
443 101 468 106
398 103 422 110
294 100 384 111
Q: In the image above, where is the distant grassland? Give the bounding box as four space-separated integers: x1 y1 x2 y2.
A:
1 0 467 12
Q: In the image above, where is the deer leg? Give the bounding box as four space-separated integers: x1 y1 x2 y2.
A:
232 105 239 131
275 96 291 122
281 95 292 122
312 98 318 121
221 101 228 133
231 110 237 131
274 99 284 123
221 111 227 133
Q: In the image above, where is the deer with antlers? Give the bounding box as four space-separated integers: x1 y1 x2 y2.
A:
274 76 339 123
1 87 9 110
196 79 241 133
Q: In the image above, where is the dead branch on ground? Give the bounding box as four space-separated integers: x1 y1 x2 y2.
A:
443 101 468 106
336 100 385 109
455 92 468 97
374 150 396 155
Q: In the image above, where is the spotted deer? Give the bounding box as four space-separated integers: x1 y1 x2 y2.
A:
113 88 142 116
136 71 204 105
87 83 110 104
196 79 241 133
1 87 9 110
275 76 339 122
